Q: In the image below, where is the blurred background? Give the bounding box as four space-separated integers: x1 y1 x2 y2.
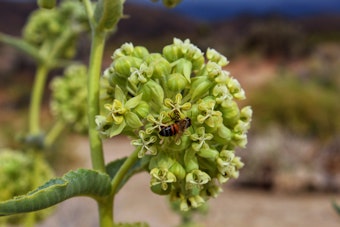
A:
0 0 340 226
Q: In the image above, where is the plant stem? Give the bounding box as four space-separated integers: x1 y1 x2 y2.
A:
87 30 106 172
44 119 66 147
97 195 114 227
82 0 112 225
29 64 49 135
82 0 94 26
111 149 139 223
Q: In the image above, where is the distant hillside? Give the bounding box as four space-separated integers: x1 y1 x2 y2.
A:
0 2 36 36
1 1 340 57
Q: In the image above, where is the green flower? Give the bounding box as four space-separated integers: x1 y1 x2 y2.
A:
185 169 211 190
100 85 144 137
190 127 213 151
131 131 157 158
0 149 55 225
50 64 88 133
150 167 177 191
99 38 252 210
23 0 89 59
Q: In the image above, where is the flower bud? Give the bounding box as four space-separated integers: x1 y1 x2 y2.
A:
148 152 175 170
215 124 232 144
172 58 192 83
206 61 222 79
132 46 149 59
232 132 248 148
113 43 134 59
145 54 171 79
139 80 164 110
133 101 150 118
167 73 188 92
220 99 240 127
240 106 253 123
169 161 186 180
206 48 229 66
184 149 199 172
232 157 244 170
163 44 182 62
217 173 229 184
201 183 223 199
197 147 219 160
187 195 205 209
114 56 143 78
212 84 232 104
189 76 213 102
227 77 246 100
215 70 231 84
125 112 143 129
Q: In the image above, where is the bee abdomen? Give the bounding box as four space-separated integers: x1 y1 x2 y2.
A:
159 124 179 137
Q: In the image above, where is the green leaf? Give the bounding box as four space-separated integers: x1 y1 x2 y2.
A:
94 0 123 32
0 33 42 62
106 157 148 192
0 169 111 216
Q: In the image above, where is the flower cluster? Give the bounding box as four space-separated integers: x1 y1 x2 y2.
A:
23 0 89 59
50 65 88 133
0 149 55 224
98 38 252 210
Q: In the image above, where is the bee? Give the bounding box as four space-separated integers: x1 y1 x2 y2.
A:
159 117 191 137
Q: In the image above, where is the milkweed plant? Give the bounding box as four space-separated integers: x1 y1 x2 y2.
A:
0 0 252 226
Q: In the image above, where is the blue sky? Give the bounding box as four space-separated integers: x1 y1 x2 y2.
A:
2 0 340 21
129 0 340 21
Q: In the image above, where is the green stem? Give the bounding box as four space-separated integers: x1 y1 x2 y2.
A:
111 149 139 223
82 0 95 27
29 64 49 135
82 0 112 225
87 30 106 172
97 195 114 227
44 119 66 147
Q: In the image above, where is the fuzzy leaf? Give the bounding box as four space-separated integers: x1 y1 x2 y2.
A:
0 169 111 216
